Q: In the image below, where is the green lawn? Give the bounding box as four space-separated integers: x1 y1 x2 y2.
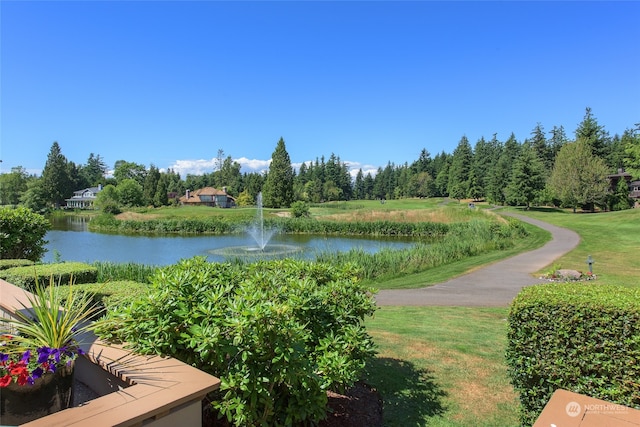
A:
365 307 519 427
509 207 640 288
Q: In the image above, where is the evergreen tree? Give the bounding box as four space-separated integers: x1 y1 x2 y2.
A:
354 169 365 200
218 156 243 195
143 164 161 206
165 169 184 196
472 136 498 199
434 160 450 197
82 153 108 186
505 144 546 209
466 168 483 201
608 176 633 211
486 133 520 205
447 136 473 200
529 123 554 172
41 141 73 207
412 148 432 174
67 160 89 193
549 125 568 160
339 159 353 200
607 134 626 171
262 137 294 208
154 173 170 207
395 164 411 199
363 173 375 199
575 107 610 161
243 172 265 202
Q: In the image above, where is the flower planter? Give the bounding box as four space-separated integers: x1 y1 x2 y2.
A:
0 363 74 425
1 278 220 427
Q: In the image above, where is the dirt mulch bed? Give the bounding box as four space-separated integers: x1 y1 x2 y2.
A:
319 382 383 427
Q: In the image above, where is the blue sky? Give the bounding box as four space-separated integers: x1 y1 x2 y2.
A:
1 1 639 179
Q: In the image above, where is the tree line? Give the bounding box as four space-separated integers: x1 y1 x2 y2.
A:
1 108 639 212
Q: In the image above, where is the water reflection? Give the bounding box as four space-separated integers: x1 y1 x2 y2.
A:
44 216 414 266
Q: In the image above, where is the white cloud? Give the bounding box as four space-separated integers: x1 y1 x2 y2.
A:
166 157 378 179
234 157 271 173
166 157 272 177
166 158 217 176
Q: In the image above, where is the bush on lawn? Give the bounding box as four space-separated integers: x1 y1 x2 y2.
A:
93 256 377 426
0 262 98 291
506 283 640 426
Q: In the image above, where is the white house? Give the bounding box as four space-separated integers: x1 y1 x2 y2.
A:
65 185 103 209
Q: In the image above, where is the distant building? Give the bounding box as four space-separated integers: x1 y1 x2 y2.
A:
65 185 102 209
607 168 640 207
179 187 235 208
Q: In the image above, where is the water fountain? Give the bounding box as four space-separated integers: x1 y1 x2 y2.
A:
209 192 303 260
246 192 277 251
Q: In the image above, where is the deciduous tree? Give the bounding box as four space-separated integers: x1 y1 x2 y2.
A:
547 140 610 212
0 167 29 205
622 125 640 178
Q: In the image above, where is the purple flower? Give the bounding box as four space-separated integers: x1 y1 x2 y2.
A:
0 353 8 363
20 350 31 363
52 348 62 363
32 367 44 379
37 346 52 364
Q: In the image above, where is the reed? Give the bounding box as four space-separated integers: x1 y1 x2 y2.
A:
314 219 527 280
93 261 159 283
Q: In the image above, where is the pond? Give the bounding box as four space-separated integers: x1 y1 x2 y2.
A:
43 216 415 266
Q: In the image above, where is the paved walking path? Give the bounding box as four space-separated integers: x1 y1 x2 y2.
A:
375 212 580 307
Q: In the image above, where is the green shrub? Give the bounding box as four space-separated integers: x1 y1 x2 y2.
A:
0 206 50 261
0 262 98 291
290 201 310 218
94 257 377 426
506 283 640 426
0 259 35 270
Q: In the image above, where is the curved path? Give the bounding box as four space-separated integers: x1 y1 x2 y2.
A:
375 213 580 307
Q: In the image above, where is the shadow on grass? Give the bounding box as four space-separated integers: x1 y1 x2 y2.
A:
515 206 567 213
366 357 447 426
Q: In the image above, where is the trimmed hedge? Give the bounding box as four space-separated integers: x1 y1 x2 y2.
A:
506 283 640 426
58 281 151 315
0 262 98 291
0 259 34 270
